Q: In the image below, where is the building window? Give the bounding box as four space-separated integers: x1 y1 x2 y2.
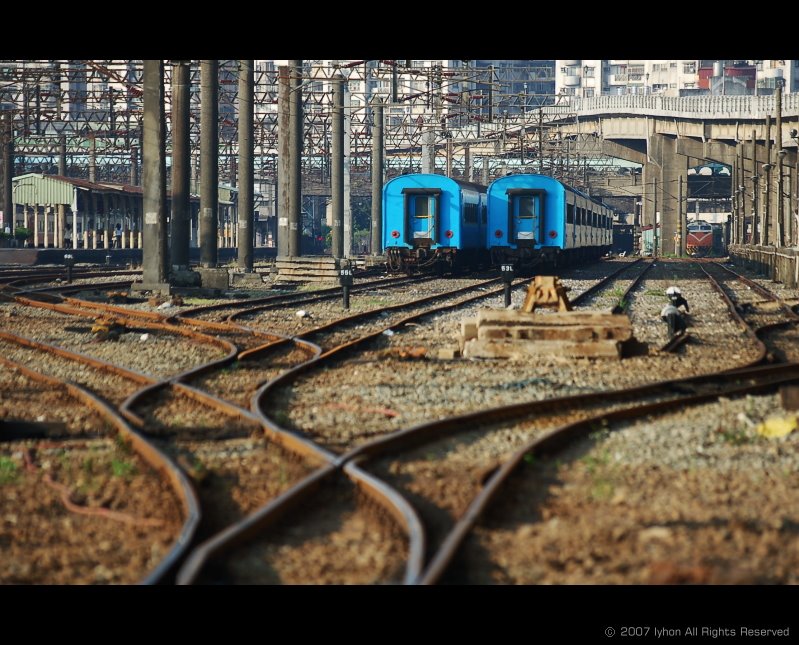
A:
584 66 595 78
684 82 695 89
584 88 594 97
670 62 677 68
669 83 677 88
683 62 696 74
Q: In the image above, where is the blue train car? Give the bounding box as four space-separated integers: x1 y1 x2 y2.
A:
383 174 488 273
486 174 613 270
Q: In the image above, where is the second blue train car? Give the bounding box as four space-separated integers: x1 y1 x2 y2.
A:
383 174 488 273
486 174 613 270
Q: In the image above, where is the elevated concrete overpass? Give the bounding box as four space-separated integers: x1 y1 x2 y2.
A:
542 94 799 251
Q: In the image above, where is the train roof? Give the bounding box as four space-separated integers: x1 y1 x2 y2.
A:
385 173 487 193
489 173 611 210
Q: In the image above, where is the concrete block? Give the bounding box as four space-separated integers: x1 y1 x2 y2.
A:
170 269 202 287
231 272 266 287
196 267 230 290
437 347 461 360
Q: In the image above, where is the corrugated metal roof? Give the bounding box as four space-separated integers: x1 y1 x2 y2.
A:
12 173 77 205
13 174 254 207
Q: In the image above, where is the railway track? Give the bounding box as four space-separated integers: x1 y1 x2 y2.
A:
6 257 799 586
0 356 196 584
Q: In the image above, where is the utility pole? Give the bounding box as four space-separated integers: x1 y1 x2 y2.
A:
289 59 302 256
277 65 290 258
487 65 493 123
170 60 190 271
763 115 772 246
331 73 344 259
200 59 219 267
370 98 383 255
237 59 254 271
653 175 658 257
141 59 168 287
751 128 759 245
538 108 544 175
1 112 12 231
775 83 784 247
678 175 684 257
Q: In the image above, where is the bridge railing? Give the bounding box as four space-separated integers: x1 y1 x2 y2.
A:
542 94 799 120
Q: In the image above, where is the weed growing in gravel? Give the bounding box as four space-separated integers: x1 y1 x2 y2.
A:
644 289 666 297
607 287 625 298
82 457 95 475
271 410 291 427
114 434 133 455
716 425 753 445
581 449 611 475
0 456 19 484
361 298 391 308
590 478 615 502
111 458 137 478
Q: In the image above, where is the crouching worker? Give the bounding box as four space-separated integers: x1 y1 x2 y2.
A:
661 303 687 337
666 286 689 313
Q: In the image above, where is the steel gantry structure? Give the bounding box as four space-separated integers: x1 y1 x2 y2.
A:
0 59 630 206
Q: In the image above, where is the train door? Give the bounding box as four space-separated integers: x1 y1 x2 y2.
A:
406 191 439 247
507 190 542 247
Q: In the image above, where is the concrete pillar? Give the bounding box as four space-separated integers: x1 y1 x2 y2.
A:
33 204 40 248
763 115 772 246
88 137 96 183
288 60 302 257
642 161 659 239
677 176 684 257
446 139 453 177
200 59 219 267
130 145 139 186
331 73 344 259
171 61 191 270
277 65 290 258
343 80 352 258
1 112 12 232
422 130 435 174
482 157 490 185
88 193 96 248
43 206 51 248
121 197 128 249
104 196 112 249
237 59 254 272
71 208 77 250
370 98 383 255
751 132 759 245
58 135 66 176
142 59 168 285
57 204 65 248
464 146 472 182
775 85 784 247
649 135 688 256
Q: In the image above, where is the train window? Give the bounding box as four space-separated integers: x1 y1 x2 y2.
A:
592 212 598 227
464 203 477 224
515 194 539 219
566 204 574 224
413 194 431 217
